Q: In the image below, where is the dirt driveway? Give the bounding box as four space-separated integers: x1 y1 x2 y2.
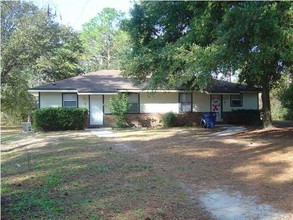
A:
1 125 292 219
110 125 293 219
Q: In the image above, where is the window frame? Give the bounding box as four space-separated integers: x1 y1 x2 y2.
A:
62 93 78 108
230 94 243 107
179 93 192 113
127 93 140 114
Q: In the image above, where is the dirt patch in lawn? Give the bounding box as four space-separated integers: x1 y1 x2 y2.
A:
1 126 292 219
112 126 293 218
1 129 211 219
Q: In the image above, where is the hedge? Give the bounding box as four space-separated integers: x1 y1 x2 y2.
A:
32 107 88 131
163 112 177 127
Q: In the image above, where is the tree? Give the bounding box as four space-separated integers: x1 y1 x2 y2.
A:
80 8 130 71
217 2 293 128
122 2 293 128
1 1 83 125
1 69 38 125
280 81 293 119
1 1 83 83
108 93 130 127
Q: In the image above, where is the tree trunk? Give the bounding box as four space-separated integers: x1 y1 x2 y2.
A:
107 47 110 69
261 82 273 129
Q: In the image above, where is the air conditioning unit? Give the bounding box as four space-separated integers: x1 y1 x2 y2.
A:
22 122 32 132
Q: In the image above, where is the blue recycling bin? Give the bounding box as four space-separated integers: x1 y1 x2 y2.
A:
201 112 217 128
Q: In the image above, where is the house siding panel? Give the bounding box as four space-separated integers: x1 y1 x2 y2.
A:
193 92 210 112
104 95 115 114
223 93 258 112
140 93 179 113
78 95 89 110
243 93 258 110
40 93 62 108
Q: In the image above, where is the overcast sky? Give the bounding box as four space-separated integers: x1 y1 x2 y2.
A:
33 0 134 30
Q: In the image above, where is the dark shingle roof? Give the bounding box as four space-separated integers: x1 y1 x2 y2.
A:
29 70 260 93
29 70 145 93
205 80 261 93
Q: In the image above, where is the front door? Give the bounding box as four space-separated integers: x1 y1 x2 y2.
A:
90 95 103 126
211 95 222 122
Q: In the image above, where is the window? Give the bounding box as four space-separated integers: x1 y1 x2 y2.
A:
128 93 139 113
63 94 77 108
179 93 192 112
230 94 243 107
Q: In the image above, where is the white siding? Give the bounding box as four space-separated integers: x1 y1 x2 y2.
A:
78 95 89 110
193 92 210 112
222 95 230 112
140 92 179 113
223 93 258 112
244 93 258 109
104 95 115 114
40 93 62 108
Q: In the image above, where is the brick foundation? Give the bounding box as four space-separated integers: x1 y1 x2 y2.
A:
104 112 204 128
102 110 261 128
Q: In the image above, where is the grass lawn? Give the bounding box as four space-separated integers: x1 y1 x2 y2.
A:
1 125 293 219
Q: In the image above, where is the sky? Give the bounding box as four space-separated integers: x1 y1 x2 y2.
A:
33 0 134 30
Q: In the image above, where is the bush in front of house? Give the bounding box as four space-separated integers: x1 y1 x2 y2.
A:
163 112 177 127
108 93 130 128
32 107 88 131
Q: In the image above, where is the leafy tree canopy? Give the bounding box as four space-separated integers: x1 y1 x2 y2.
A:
1 1 83 83
122 1 293 127
80 7 130 72
1 1 83 125
280 80 293 119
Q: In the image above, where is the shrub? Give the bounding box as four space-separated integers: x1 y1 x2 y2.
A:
32 107 88 131
280 82 293 120
163 112 177 127
108 93 130 128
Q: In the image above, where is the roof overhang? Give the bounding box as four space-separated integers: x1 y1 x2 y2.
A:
240 90 261 93
205 91 241 95
28 89 77 93
117 89 184 93
29 89 261 95
78 92 118 95
28 89 118 95
205 91 260 95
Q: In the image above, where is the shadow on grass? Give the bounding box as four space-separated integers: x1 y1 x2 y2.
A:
2 126 292 219
109 126 293 214
1 130 210 219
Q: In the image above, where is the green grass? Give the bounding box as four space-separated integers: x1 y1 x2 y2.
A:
1 131 24 143
1 130 188 219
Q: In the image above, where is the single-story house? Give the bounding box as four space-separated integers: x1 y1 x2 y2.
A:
28 70 261 127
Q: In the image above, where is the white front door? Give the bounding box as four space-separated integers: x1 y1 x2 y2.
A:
90 95 103 126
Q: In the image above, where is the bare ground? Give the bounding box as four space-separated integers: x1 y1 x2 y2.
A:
1 125 292 219
112 126 293 218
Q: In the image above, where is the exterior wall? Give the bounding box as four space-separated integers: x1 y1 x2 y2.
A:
40 93 62 108
78 95 89 110
38 91 261 127
223 93 258 112
140 92 179 113
243 93 259 109
193 92 210 112
104 95 115 114
104 112 204 128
